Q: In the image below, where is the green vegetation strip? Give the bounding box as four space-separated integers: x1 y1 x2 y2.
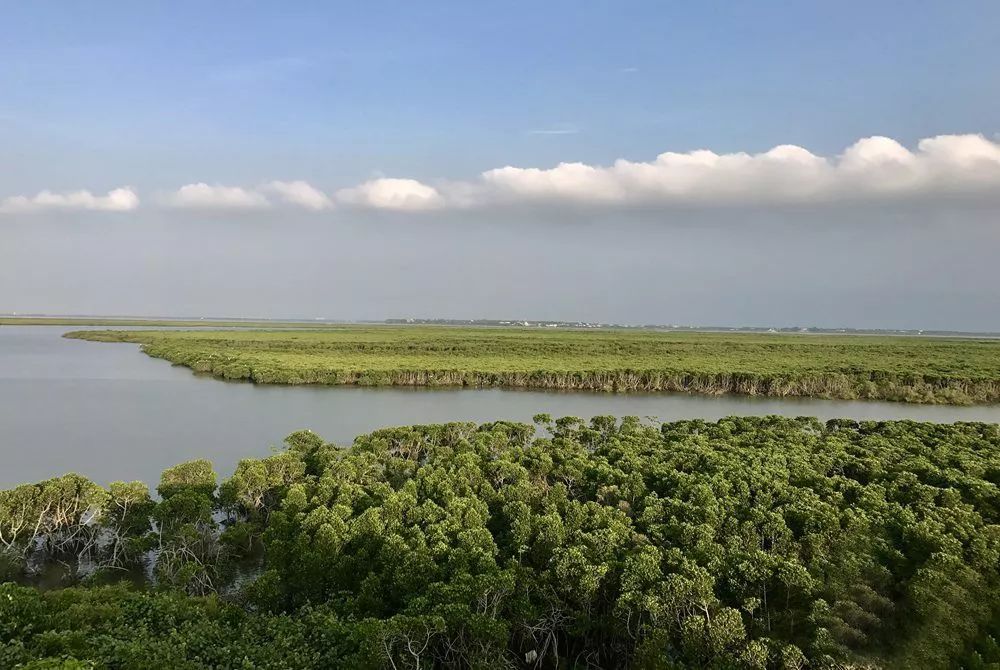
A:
67 326 1000 403
3 416 1000 668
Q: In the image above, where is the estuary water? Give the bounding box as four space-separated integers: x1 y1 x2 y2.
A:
3 325 1000 487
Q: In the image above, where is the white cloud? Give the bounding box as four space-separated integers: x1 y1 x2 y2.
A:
262 180 332 210
163 181 333 211
336 178 444 211
331 133 1000 211
5 133 998 218
165 183 271 210
0 187 139 214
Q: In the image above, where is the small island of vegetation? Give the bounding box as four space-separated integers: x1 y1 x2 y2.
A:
2 415 999 668
67 326 1000 404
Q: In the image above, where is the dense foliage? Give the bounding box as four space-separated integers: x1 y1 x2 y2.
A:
68 327 1000 403
3 416 1000 668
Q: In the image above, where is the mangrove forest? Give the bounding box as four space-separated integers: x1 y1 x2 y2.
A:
2 415 999 668
66 327 1000 404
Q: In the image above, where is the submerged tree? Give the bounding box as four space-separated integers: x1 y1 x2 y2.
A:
98 480 156 570
153 459 221 595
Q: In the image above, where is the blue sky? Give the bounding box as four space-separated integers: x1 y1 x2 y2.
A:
2 2 1000 328
3 1 998 192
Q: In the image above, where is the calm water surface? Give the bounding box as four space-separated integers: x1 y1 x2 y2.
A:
3 326 1000 487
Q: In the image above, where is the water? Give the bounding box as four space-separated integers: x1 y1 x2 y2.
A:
3 325 1000 488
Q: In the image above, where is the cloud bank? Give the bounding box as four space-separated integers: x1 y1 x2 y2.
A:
330 133 1000 212
3 133 999 217
160 181 333 211
262 180 333 210
0 187 138 214
335 178 444 211
164 183 271 210
455 133 1000 210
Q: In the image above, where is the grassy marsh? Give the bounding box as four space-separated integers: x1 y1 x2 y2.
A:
65 326 1000 404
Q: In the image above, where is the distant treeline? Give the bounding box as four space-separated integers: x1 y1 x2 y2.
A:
67 326 1000 404
384 318 1000 337
3 416 1000 668
5 315 998 338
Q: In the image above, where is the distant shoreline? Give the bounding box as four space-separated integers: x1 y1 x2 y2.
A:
3 315 1000 339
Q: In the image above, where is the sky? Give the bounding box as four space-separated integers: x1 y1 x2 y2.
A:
2 1 1000 330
